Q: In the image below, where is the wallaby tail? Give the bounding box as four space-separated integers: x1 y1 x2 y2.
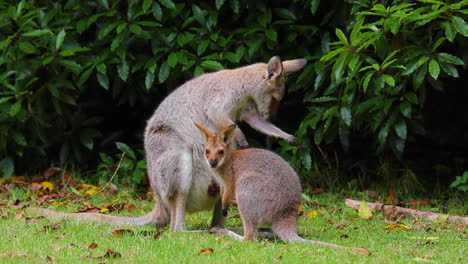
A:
28 202 169 227
273 217 371 256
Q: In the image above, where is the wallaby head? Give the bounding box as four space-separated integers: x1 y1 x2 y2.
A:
194 123 236 168
252 56 307 120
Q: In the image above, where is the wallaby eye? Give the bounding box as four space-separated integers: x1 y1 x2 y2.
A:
218 150 224 155
205 149 210 155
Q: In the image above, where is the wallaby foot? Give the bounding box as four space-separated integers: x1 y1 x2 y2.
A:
210 227 243 241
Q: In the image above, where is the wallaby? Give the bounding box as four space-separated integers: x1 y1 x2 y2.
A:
195 123 372 256
32 56 307 232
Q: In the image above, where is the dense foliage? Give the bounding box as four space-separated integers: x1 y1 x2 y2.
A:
0 0 467 191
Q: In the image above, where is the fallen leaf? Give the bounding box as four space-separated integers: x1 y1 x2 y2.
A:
44 167 63 178
99 208 109 213
386 188 399 205
45 256 53 262
335 223 346 230
30 182 42 191
311 187 324 194
51 201 71 207
198 248 214 256
44 223 62 231
123 203 136 213
40 181 54 192
75 184 100 196
14 212 24 220
408 199 430 207
275 254 283 260
0 184 10 193
364 190 380 199
307 210 318 219
88 243 98 250
358 201 373 220
99 249 121 259
76 207 101 213
153 232 160 239
111 229 134 236
384 224 411 230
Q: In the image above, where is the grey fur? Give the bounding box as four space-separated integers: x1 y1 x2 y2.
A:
30 56 307 231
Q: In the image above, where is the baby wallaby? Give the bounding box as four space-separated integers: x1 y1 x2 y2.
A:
195 123 371 256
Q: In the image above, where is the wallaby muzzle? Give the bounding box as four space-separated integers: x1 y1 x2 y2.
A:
209 159 218 168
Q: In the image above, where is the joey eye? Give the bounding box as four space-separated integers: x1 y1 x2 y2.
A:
205 149 210 155
218 150 224 155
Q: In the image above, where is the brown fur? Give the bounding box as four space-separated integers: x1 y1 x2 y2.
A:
196 124 371 256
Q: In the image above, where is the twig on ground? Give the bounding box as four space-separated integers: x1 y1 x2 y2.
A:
345 199 468 225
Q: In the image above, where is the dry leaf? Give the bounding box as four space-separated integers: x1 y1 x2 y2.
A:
40 181 54 192
45 256 53 262
98 249 121 259
0 184 10 193
311 187 324 194
88 243 98 250
76 207 101 213
14 212 24 220
408 199 430 207
124 203 136 213
44 167 63 178
30 182 42 190
307 210 318 219
198 248 214 256
386 188 399 205
153 232 160 239
358 201 373 220
364 190 380 199
43 223 62 231
384 224 412 230
275 255 283 260
111 229 134 236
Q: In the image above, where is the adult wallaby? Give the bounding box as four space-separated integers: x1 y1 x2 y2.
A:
194 123 372 256
32 56 307 231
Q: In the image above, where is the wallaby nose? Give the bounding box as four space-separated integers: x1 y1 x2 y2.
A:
209 159 218 168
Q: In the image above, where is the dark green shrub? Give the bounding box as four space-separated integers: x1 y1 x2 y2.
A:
0 0 467 193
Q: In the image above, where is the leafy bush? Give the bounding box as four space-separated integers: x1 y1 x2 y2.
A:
449 171 468 192
0 0 314 176
283 0 468 181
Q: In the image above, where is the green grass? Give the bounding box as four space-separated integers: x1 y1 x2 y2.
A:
0 188 466 264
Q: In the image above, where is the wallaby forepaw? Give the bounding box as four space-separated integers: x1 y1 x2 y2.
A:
286 136 297 145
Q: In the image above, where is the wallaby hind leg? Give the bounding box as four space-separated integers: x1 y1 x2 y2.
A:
168 150 193 232
170 193 187 231
242 221 258 241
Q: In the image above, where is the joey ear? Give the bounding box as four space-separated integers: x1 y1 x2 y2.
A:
218 124 237 143
194 123 215 140
266 56 283 80
283 59 307 75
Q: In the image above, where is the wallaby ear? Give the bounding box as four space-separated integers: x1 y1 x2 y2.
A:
218 124 237 144
266 56 283 80
283 59 307 75
194 123 215 140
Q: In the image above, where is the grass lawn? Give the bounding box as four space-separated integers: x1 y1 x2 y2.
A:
0 186 466 264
